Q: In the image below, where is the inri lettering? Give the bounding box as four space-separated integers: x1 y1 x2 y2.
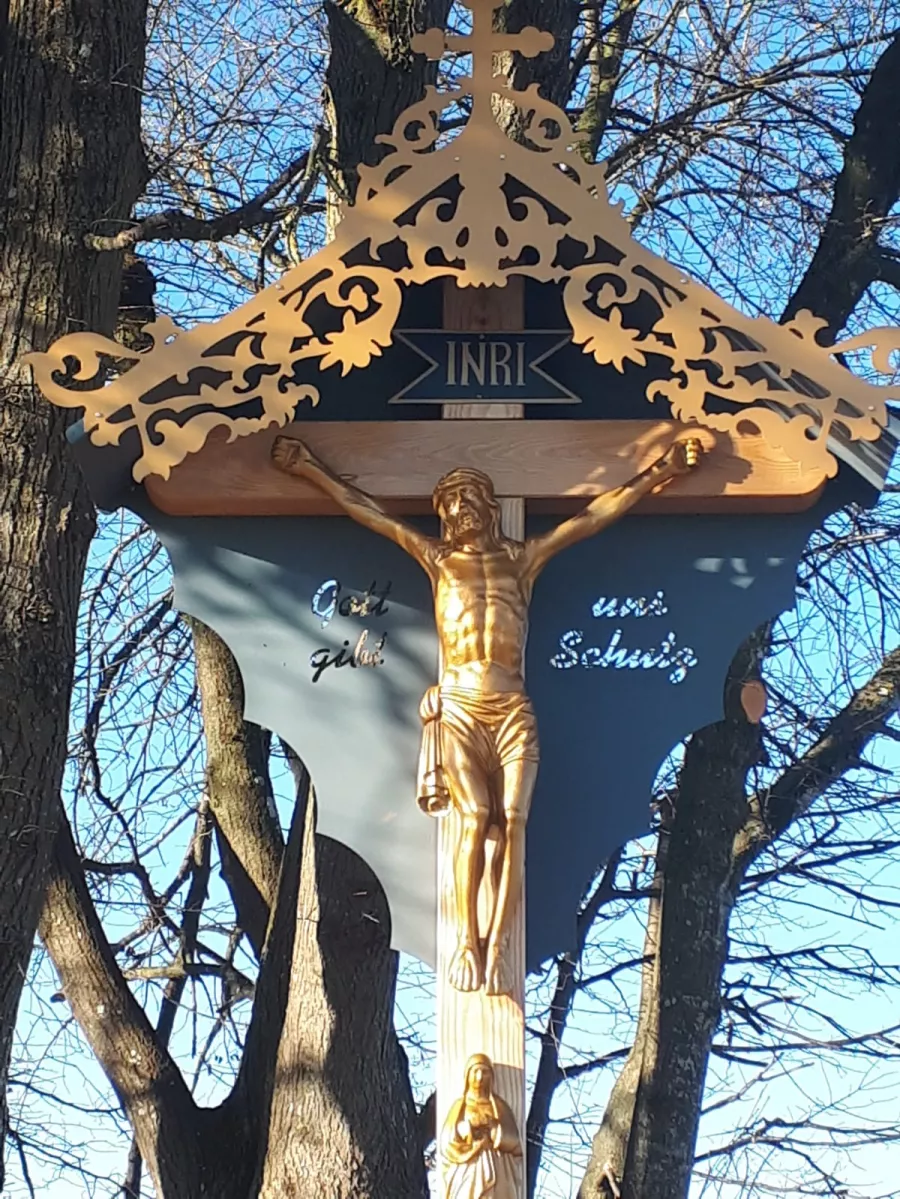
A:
446 340 527 388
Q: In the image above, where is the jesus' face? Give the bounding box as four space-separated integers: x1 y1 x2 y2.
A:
438 481 493 547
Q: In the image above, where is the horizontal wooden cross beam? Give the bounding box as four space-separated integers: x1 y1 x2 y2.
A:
145 418 827 517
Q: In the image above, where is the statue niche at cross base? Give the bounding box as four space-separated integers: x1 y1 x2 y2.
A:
272 433 703 995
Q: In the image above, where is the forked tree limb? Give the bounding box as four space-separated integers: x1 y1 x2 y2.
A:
735 643 900 869
38 808 206 1197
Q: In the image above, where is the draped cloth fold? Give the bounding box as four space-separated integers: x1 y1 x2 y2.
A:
417 685 451 815
445 1144 521 1199
416 685 539 817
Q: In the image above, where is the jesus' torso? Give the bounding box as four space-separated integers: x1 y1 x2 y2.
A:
431 545 532 693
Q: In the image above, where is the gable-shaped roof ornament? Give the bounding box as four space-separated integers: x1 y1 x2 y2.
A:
28 0 900 483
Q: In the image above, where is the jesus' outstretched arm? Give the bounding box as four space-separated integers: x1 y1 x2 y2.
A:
523 436 703 580
271 434 438 572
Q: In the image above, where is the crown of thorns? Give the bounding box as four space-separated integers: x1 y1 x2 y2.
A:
432 468 497 512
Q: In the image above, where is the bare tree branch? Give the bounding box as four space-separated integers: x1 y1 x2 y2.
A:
873 247 900 291
527 848 625 1193
121 803 213 1199
736 644 900 866
576 0 641 161
85 139 323 252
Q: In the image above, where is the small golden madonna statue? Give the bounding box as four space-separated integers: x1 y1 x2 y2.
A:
441 1054 523 1199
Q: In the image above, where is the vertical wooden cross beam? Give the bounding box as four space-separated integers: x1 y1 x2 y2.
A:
438 276 526 1199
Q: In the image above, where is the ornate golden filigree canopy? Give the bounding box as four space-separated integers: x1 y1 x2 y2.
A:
28 0 900 482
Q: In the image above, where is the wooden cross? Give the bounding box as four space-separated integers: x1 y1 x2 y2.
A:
146 417 825 520
145 282 824 1199
437 279 529 1199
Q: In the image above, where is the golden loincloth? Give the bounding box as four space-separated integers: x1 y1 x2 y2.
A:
417 685 539 816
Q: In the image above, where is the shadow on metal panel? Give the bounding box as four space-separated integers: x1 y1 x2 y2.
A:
135 477 865 971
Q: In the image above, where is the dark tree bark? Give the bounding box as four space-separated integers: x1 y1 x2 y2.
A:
190 617 283 958
782 29 900 338
573 0 641 161
257 808 426 1199
502 0 580 110
0 0 146 1181
324 0 452 203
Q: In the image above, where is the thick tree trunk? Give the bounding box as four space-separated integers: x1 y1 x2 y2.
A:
190 617 284 957
258 800 427 1199
782 29 900 339
323 0 451 205
0 0 146 1179
579 713 761 1199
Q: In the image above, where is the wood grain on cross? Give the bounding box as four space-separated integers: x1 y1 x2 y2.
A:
146 425 825 517
438 278 528 1199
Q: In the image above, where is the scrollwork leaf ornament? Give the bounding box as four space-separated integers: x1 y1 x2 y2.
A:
27 0 900 482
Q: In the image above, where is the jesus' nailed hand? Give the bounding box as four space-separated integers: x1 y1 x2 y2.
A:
271 432 703 995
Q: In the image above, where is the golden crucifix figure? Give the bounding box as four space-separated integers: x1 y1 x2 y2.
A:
272 433 702 995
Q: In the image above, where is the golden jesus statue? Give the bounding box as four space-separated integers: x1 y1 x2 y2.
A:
272 433 702 995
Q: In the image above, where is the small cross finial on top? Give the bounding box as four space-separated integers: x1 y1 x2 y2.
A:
412 0 553 114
